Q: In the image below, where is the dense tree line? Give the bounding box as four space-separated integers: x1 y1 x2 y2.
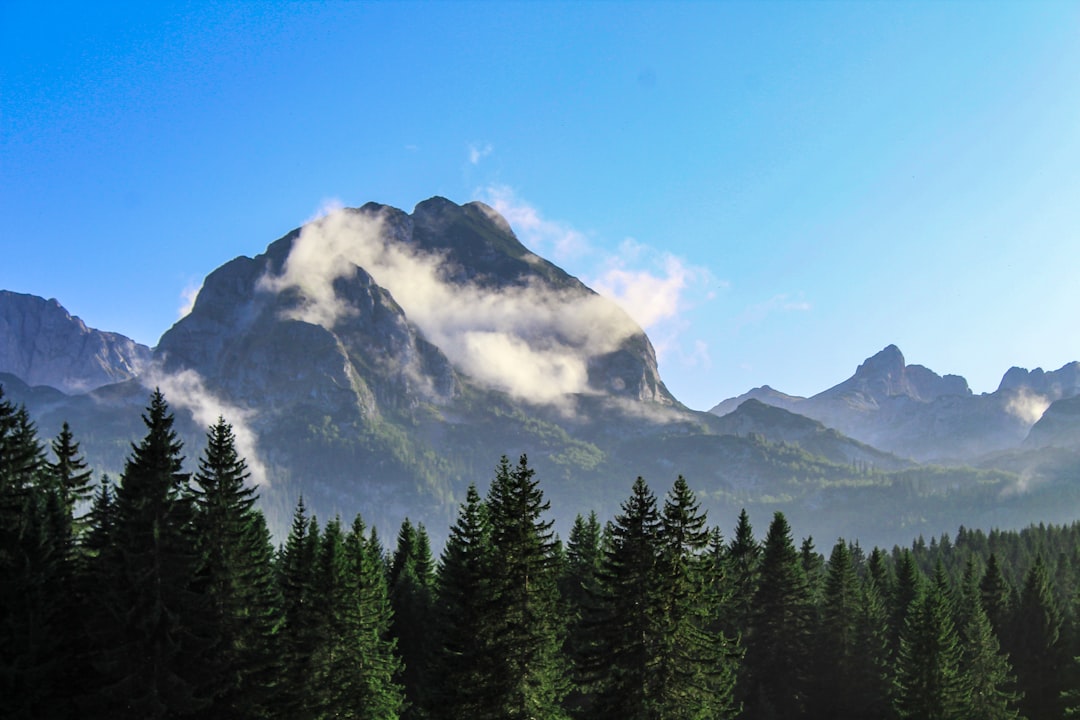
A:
4 386 1080 718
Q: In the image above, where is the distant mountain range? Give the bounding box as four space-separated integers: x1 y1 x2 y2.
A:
4 198 1079 547
709 344 1080 463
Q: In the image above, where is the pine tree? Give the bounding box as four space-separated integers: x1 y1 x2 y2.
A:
725 509 761 641
588 477 664 720
1009 554 1067 720
0 390 61 717
389 518 436 719
744 512 814 719
431 483 498 719
484 455 568 720
560 511 604 717
191 417 282 719
91 389 211 718
48 421 94 541
656 476 739 719
956 559 1021 720
276 497 322 719
893 563 967 720
980 553 1013 640
812 539 865 720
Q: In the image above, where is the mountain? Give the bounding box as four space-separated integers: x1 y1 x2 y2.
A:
0 290 151 393
6 199 1079 548
711 345 1080 464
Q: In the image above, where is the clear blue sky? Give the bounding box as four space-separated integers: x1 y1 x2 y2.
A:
3 1 1078 410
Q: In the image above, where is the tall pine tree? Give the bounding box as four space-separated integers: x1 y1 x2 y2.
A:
91 389 211 718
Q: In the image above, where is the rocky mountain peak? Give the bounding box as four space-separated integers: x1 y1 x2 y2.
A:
0 290 151 393
998 363 1080 398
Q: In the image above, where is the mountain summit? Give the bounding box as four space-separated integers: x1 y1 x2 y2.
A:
0 290 150 393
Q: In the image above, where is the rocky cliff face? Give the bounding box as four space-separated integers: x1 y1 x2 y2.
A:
0 291 151 393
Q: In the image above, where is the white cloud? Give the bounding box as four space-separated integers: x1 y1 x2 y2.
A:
738 293 812 327
1005 388 1051 425
178 281 202 319
256 206 641 405
478 185 591 261
468 142 494 165
141 365 270 486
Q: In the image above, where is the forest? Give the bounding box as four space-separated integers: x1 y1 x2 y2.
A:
3 386 1080 720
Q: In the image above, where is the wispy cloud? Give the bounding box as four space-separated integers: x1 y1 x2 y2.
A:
178 280 202 319
256 206 641 405
738 292 812 327
141 364 270 487
478 185 591 261
479 186 719 365
468 142 493 165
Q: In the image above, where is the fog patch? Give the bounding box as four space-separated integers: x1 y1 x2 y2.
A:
142 365 270 486
1005 388 1051 426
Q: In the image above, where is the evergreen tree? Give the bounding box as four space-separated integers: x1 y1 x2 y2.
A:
588 477 664 720
725 509 761 642
0 390 61 717
560 511 604 717
893 564 967 720
1009 555 1067 720
276 498 321 719
484 455 568 719
890 549 925 658
956 560 1021 720
431 483 497 719
853 564 897 719
980 553 1013 640
389 518 436 720
744 512 814 720
812 539 865 720
48 421 94 541
191 417 282 719
656 476 739 719
91 389 211 718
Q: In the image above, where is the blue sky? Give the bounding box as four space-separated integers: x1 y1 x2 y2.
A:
3 1 1078 410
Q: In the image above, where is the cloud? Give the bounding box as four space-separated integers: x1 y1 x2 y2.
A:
468 142 493 165
480 186 720 368
178 281 202 319
142 365 270 486
478 185 591 261
1005 388 1051 425
738 293 812 327
256 206 641 405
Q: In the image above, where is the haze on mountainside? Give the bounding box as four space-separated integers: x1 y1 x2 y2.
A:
3 197 1080 550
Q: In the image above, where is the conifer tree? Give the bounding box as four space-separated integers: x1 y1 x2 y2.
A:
956 560 1021 720
853 564 896 719
893 564 967 720
192 417 282 719
91 389 211 718
431 483 498 719
0 390 61 717
980 553 1013 639
561 511 604 717
49 421 94 541
744 511 814 719
812 539 865 720
588 476 664 720
484 454 568 720
890 549 925 658
726 509 761 642
389 518 436 720
1010 555 1067 720
276 498 321 720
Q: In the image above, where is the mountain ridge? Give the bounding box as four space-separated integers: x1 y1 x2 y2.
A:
5 198 1079 547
